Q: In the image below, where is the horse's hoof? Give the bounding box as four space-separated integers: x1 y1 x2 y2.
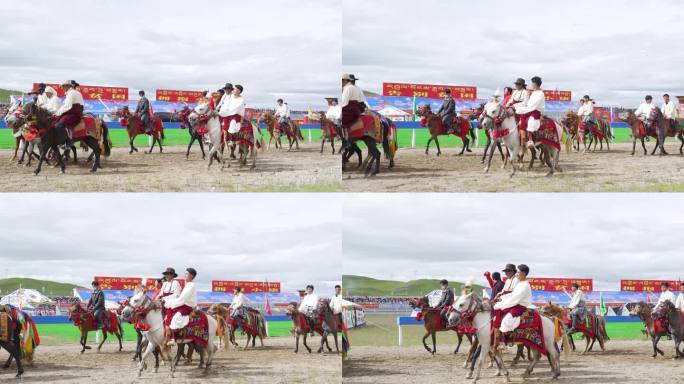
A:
483 167 489 173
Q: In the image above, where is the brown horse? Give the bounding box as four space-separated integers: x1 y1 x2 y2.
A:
416 105 475 156
68 303 123 354
541 302 608 354
650 301 684 359
258 111 303 150
630 302 672 358
408 297 473 355
624 109 675 156
21 103 106 175
316 298 341 354
207 303 266 350
113 106 165 154
562 112 612 152
317 112 338 154
286 302 335 354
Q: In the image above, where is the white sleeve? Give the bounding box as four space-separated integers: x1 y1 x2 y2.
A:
172 281 182 297
495 284 525 310
341 86 352 108
568 293 579 309
56 92 74 116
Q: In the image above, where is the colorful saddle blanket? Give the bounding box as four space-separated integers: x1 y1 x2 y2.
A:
71 115 100 140
227 309 262 337
530 116 561 151
502 309 549 355
349 113 383 142
226 120 260 149
175 311 210 347
421 115 471 140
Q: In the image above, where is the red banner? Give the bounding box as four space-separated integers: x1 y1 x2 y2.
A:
211 280 281 293
94 276 184 291
620 279 681 292
543 90 572 102
155 89 204 103
33 83 128 101
528 278 593 292
382 82 477 100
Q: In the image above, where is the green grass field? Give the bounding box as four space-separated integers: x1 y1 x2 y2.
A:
342 275 486 297
0 128 324 149
349 314 647 348
393 127 634 149
0 278 82 296
35 320 293 345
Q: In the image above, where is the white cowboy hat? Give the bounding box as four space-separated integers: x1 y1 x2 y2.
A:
44 86 57 95
342 73 353 80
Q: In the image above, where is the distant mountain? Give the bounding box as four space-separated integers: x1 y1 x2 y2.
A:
0 88 24 103
342 275 486 297
0 278 83 297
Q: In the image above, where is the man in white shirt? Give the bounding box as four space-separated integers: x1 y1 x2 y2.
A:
325 98 342 124
506 78 530 108
157 267 182 323
275 99 291 127
55 80 85 148
330 284 343 315
662 94 680 153
341 73 366 136
493 264 532 333
491 264 519 332
229 286 250 329
218 84 246 134
675 284 684 310
514 76 546 149
577 95 595 148
163 268 198 345
215 83 233 112
656 282 676 307
635 95 657 126
567 283 587 334
41 86 62 114
299 284 320 335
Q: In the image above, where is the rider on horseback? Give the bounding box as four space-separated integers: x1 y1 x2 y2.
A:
577 95 595 135
229 286 249 330
514 76 545 149
567 283 587 334
162 267 198 346
55 80 84 150
436 279 455 325
493 264 532 341
635 95 657 130
299 285 320 336
341 73 367 144
217 84 245 134
157 268 181 325
437 89 456 134
662 93 681 138
275 99 291 130
135 90 152 134
87 280 106 329
676 284 684 310
37 85 61 114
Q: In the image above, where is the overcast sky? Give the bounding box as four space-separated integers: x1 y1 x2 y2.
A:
0 0 340 109
343 194 684 291
343 0 684 107
0 194 341 296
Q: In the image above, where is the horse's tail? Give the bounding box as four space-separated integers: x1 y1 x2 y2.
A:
101 121 112 157
297 124 305 141
258 313 267 338
561 323 571 357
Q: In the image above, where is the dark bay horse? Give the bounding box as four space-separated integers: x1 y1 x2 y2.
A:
68 303 123 353
417 105 475 156
177 106 207 160
541 302 608 354
113 106 165 154
630 302 670 358
207 303 267 350
318 112 338 154
316 299 341 354
652 300 684 359
408 297 473 355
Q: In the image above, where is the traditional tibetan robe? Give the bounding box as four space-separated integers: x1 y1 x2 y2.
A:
56 88 84 129
298 292 320 314
494 279 532 333
165 281 197 330
341 83 366 129
218 95 245 133
514 90 545 132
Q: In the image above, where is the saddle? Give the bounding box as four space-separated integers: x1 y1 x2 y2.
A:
530 116 561 151
174 310 210 347
0 312 11 342
71 115 100 140
495 309 549 355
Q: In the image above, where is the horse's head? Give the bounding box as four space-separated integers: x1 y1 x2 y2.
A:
316 298 331 313
194 103 211 116
285 302 298 316
417 104 432 117
128 288 149 310
629 301 651 317
540 301 564 318
118 299 135 322
68 302 85 321
650 107 663 121
207 303 223 316
481 102 504 130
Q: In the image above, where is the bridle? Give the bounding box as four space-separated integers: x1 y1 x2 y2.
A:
129 294 163 333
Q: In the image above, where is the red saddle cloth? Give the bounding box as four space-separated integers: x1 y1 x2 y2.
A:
195 115 210 135
174 311 210 347
564 312 595 339
227 310 262 337
74 310 119 334
530 116 561 151
226 120 259 149
276 122 301 141
421 116 471 140
654 317 669 334
501 309 548 355
349 113 383 142
580 121 605 140
636 120 658 138
71 116 98 140
323 121 338 137
296 313 323 335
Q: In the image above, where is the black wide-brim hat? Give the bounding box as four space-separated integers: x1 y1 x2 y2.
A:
514 78 526 86
162 267 178 278
502 263 516 273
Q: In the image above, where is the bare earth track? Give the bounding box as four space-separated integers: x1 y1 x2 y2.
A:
343 341 684 384
343 142 684 192
0 143 340 192
0 337 341 383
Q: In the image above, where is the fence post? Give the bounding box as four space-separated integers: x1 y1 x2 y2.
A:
95 330 101 344
411 128 416 148
308 127 312 143
398 324 403 346
474 123 479 148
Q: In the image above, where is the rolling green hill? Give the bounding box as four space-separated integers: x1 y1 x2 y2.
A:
0 278 83 297
342 275 486 297
0 88 24 103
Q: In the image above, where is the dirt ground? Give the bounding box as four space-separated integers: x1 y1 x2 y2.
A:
343 142 684 192
0 143 340 192
0 337 341 383
342 341 684 384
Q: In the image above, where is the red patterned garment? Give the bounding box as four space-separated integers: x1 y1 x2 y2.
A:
174 311 209 347
501 309 549 355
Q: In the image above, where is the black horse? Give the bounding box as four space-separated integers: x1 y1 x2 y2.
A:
177 106 207 160
22 103 105 175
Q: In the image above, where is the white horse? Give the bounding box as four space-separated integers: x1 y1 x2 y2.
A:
189 104 223 169
125 288 218 378
480 102 520 177
450 293 564 383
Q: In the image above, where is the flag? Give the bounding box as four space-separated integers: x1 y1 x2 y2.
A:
265 296 272 315
599 292 607 316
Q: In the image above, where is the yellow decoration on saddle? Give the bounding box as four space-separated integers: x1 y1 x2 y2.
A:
0 312 9 342
553 317 562 343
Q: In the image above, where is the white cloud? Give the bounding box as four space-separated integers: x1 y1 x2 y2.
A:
343 0 684 106
343 194 684 290
0 0 341 109
0 194 342 296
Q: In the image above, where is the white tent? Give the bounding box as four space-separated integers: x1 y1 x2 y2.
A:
0 288 53 310
376 105 410 121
